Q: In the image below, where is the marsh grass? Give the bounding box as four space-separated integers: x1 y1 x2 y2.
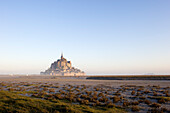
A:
0 81 169 113
144 99 152 105
0 91 125 113
131 106 140 112
150 102 161 108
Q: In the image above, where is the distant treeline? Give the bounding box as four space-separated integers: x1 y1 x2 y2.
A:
86 75 170 80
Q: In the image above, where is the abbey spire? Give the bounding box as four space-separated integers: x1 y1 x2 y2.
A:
61 53 63 59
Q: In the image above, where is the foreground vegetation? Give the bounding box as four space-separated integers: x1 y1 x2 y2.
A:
0 90 125 113
0 81 169 113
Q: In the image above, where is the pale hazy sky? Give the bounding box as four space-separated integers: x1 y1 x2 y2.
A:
0 0 170 75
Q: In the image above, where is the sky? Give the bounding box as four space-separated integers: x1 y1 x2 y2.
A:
0 0 170 75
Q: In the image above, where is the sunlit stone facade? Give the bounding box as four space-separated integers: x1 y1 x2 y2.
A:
40 54 85 76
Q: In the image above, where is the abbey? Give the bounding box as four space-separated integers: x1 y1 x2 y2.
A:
40 54 85 76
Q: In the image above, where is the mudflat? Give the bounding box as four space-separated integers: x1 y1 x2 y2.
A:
0 75 169 87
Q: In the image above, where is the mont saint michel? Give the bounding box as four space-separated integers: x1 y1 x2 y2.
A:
40 54 85 76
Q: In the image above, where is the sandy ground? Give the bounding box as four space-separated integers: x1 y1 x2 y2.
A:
0 76 169 87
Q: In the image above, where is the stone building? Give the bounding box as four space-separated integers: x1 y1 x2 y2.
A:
40 53 85 76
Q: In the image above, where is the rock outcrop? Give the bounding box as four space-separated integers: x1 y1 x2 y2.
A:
40 54 85 76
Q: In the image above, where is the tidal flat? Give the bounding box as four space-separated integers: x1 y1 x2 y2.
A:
0 75 169 113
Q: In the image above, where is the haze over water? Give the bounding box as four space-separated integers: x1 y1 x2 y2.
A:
0 0 170 75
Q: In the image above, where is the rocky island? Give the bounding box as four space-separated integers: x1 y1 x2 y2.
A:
40 53 85 76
